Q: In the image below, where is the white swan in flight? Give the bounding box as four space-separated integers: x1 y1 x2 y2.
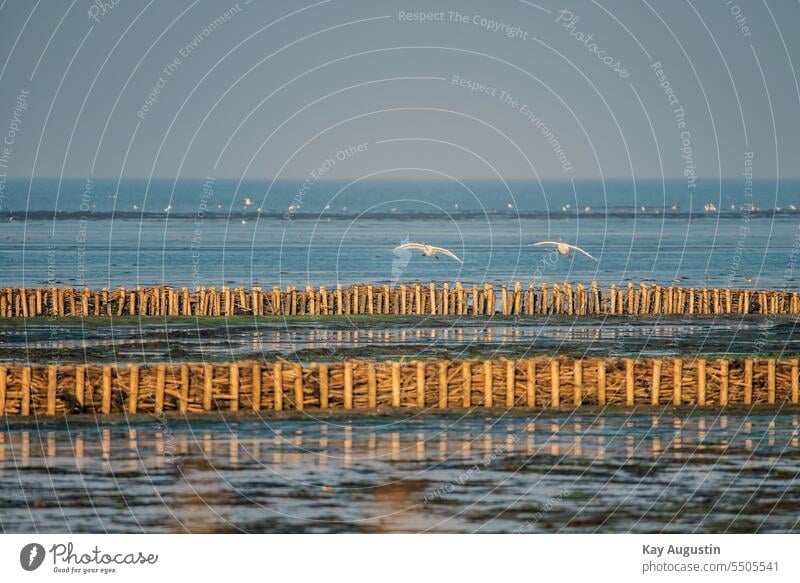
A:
529 241 598 261
394 242 463 263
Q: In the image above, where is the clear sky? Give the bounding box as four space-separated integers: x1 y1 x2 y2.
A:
0 0 798 180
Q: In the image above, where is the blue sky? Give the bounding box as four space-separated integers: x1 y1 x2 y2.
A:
0 0 798 180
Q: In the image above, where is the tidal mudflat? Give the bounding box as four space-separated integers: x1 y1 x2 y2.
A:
2 412 799 533
2 315 798 363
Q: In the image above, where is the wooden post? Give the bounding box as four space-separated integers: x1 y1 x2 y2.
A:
203 364 214 411
21 366 30 416
564 283 573 315
271 287 280 315
654 286 662 315
597 361 606 405
391 362 401 407
625 359 634 406
344 361 353 410
483 360 493 407
319 364 329 409
550 359 560 408
744 359 753 405
366 285 374 315
651 360 661 405
506 360 515 407
47 365 57 415
177 364 189 413
526 360 536 407
720 360 729 406
367 362 377 408
526 283 535 316
767 358 776 405
273 362 283 411
0 365 6 415
102 366 113 415
462 362 471 408
627 282 634 314
416 361 426 408
306 286 314 316
609 284 617 315
439 361 448 409
292 363 303 410
154 365 165 414
792 359 799 405
697 360 706 406
75 365 85 408
320 286 328 315
128 364 140 414
230 364 240 412
673 359 682 406
573 359 582 406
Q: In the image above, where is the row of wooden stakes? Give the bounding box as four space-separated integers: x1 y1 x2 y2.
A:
1 282 799 318
0 356 797 416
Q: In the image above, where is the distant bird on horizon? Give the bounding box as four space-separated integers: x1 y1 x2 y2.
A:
529 241 598 261
394 242 463 263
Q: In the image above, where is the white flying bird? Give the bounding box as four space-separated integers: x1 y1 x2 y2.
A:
529 241 597 261
394 242 463 263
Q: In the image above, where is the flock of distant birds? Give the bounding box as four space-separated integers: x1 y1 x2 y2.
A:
154 202 793 214
394 240 597 264
112 199 797 217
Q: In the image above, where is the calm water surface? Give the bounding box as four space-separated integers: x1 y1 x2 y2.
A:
5 178 800 289
2 413 799 533
3 316 800 362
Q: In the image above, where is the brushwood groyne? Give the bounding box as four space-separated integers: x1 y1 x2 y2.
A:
0 356 797 416
1 282 799 318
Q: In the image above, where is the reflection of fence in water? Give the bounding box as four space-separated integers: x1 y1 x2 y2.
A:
0 356 798 417
2 418 798 471
2 282 800 317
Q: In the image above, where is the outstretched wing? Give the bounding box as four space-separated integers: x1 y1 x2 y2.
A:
566 244 598 261
431 246 463 263
528 241 559 248
394 242 426 252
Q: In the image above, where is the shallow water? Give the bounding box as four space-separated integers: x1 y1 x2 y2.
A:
1 413 799 533
2 316 799 363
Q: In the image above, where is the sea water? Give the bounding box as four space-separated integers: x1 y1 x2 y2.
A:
3 178 800 288
1 413 798 533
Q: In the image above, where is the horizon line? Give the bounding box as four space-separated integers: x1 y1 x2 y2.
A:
2 175 795 182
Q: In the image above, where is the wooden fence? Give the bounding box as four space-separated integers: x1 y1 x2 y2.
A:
0 356 797 416
1 282 799 318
